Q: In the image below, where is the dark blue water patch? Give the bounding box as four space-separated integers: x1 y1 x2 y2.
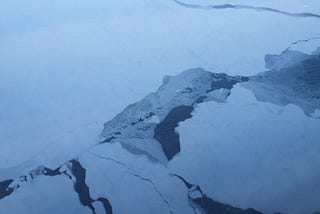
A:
25 165 72 180
174 175 262 214
19 175 27 182
101 136 116 143
70 159 113 214
193 196 262 214
206 75 249 93
42 167 62 176
154 105 194 160
96 197 113 214
1 162 112 213
42 166 73 180
0 166 70 201
208 78 238 92
70 160 96 213
172 174 195 190
0 179 14 200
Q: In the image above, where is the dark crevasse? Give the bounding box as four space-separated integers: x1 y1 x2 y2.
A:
206 77 247 93
29 165 73 180
70 160 96 213
42 167 63 176
154 105 194 160
173 174 263 214
0 166 70 201
153 76 248 161
101 69 249 162
96 197 113 214
153 75 245 161
0 179 14 200
172 0 320 19
193 196 262 214
1 161 113 214
70 159 113 214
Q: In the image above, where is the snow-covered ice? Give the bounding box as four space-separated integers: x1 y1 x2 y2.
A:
1 0 320 213
169 85 320 214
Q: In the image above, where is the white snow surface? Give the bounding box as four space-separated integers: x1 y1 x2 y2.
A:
169 84 320 214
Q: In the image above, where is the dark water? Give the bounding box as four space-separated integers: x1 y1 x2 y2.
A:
96 197 113 214
153 76 245 160
194 196 262 214
206 76 248 93
173 175 262 214
70 160 96 212
207 79 239 92
0 166 67 201
0 161 113 214
70 159 113 214
0 179 14 200
154 105 194 160
42 167 62 176
101 136 116 143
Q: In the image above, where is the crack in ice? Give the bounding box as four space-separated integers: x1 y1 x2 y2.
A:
172 0 320 19
89 152 175 214
284 37 320 53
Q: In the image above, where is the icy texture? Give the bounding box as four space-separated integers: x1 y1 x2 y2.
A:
101 68 247 162
2 0 320 170
243 50 320 115
1 45 319 213
169 84 320 214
